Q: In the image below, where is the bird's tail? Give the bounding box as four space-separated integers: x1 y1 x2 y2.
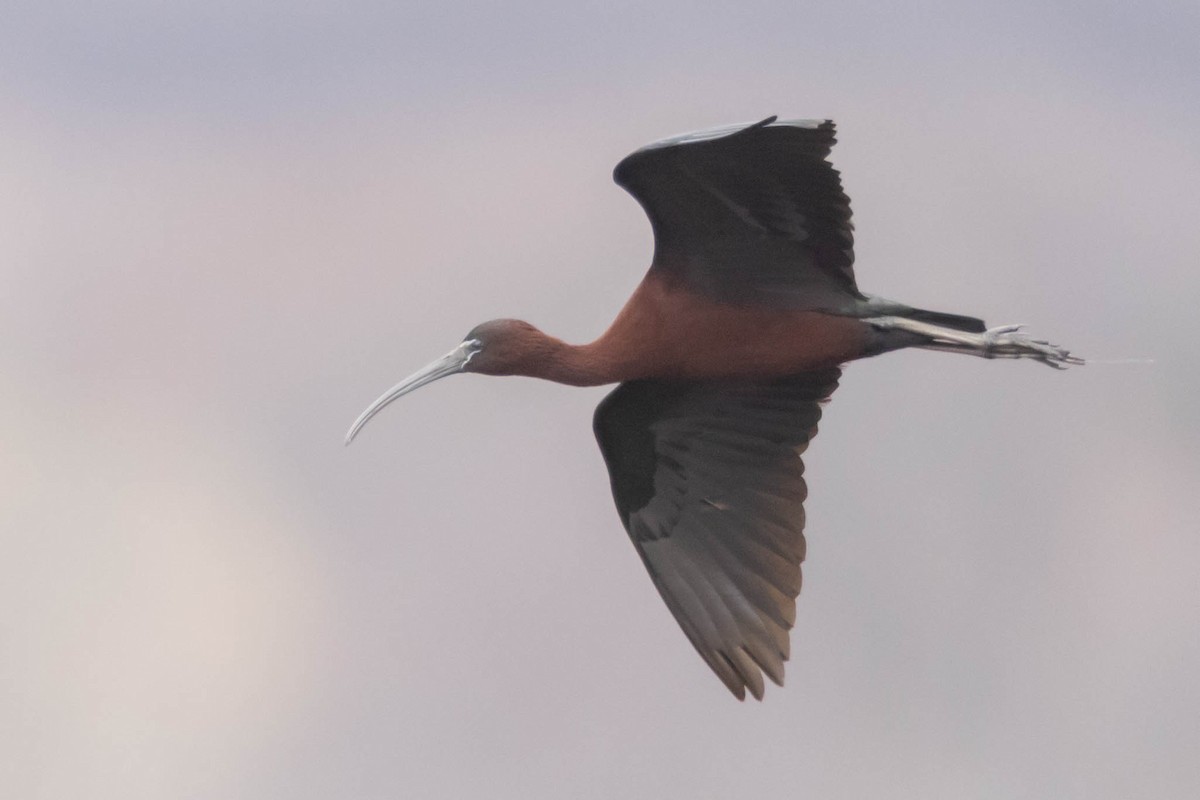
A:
898 307 986 333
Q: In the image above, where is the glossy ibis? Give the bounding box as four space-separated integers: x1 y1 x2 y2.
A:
347 117 1080 700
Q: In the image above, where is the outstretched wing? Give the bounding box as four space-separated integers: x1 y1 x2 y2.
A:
593 370 840 700
614 117 859 311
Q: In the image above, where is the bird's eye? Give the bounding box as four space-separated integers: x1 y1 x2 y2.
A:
462 339 483 361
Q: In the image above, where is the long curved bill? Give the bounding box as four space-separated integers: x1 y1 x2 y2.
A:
345 340 480 444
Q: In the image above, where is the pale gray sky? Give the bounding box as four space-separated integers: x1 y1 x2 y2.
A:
3 2 1198 798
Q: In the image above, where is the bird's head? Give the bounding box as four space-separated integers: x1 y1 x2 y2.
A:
344 318 550 444
460 319 554 376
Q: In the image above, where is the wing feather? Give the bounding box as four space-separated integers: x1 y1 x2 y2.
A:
593 370 839 699
614 118 859 311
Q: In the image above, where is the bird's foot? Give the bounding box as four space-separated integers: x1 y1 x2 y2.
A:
979 324 1084 369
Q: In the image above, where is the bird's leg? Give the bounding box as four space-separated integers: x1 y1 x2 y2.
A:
864 316 1084 369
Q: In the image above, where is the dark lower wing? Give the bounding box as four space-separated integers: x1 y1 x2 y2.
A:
593 369 840 700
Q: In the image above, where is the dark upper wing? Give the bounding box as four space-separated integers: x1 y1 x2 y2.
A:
614 117 860 311
593 369 840 700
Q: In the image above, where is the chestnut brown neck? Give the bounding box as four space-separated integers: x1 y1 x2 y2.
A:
516 334 631 387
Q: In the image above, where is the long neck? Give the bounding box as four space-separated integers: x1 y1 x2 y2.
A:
524 277 671 386
509 276 672 386
524 335 628 387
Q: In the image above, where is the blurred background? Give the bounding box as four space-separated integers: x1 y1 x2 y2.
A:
2 2 1197 797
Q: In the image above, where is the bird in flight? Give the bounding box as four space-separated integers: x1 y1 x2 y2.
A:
347 117 1080 700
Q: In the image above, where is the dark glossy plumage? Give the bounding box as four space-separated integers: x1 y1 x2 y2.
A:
615 117 859 310
594 370 839 700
